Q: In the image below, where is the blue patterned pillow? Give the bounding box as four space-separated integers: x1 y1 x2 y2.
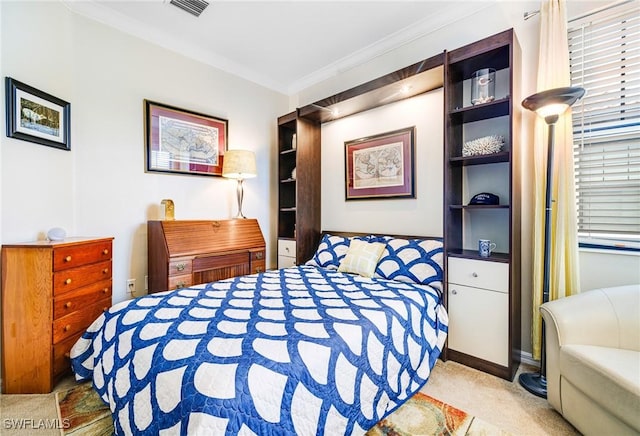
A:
305 234 351 270
374 238 444 289
306 234 379 270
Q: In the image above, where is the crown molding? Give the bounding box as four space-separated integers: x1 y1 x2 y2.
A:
61 0 289 93
62 1 493 97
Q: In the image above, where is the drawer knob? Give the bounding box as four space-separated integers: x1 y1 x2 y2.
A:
285 247 290 253
452 289 458 295
64 325 71 332
472 272 478 278
256 267 263 273
176 263 186 271
256 252 263 259
65 302 72 309
103 268 109 274
177 282 185 289
103 249 109 255
65 256 72 262
65 278 72 285
103 288 109 294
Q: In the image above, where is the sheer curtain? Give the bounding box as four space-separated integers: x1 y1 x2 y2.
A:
530 0 581 360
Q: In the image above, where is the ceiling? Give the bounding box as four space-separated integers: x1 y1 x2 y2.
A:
63 0 495 95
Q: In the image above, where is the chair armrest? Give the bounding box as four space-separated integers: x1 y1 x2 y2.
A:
540 285 640 412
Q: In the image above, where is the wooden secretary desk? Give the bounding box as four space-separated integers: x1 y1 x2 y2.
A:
147 219 266 293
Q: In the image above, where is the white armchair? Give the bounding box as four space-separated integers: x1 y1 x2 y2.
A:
540 284 640 435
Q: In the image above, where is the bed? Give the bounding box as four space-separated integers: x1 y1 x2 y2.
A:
71 233 448 435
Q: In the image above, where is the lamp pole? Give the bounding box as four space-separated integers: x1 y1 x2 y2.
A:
519 87 585 398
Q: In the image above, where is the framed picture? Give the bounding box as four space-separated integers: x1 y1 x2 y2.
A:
5 77 71 150
144 100 228 176
345 126 415 200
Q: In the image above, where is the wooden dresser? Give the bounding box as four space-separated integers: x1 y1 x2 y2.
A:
1 237 113 394
148 219 266 293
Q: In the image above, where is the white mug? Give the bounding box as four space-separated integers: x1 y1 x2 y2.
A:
479 239 496 257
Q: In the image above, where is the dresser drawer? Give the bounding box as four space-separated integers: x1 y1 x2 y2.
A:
53 332 83 378
53 260 112 295
52 297 111 344
169 257 193 276
53 240 112 272
278 255 297 268
53 280 112 320
168 274 193 290
448 257 509 292
278 239 296 257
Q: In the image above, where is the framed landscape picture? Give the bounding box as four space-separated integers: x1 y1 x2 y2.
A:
345 126 415 200
5 77 71 150
144 100 228 177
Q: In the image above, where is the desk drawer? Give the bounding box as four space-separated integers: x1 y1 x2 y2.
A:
169 257 193 276
448 257 509 292
169 274 193 290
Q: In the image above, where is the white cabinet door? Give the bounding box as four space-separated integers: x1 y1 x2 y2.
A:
447 283 509 366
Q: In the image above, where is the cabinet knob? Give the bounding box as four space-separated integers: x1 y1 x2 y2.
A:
103 288 109 294
65 278 72 285
177 282 185 289
103 249 109 255
255 267 263 273
285 247 290 253
65 302 72 309
64 325 71 332
65 256 72 262
103 268 109 274
472 272 478 278
256 252 264 259
452 289 458 295
176 263 186 271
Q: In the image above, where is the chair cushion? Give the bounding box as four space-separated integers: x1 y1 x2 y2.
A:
560 344 640 430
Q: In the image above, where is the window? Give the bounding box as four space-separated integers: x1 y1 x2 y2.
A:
568 0 640 251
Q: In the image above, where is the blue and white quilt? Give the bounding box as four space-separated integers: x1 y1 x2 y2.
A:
71 265 448 436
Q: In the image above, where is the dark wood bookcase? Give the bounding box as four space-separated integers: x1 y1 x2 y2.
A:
443 29 522 380
277 112 321 267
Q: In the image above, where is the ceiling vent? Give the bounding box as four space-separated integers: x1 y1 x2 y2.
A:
169 0 209 17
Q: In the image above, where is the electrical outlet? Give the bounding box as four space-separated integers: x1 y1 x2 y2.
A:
127 279 135 294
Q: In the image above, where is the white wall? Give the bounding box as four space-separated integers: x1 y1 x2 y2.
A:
295 0 639 356
321 90 443 237
0 1 288 306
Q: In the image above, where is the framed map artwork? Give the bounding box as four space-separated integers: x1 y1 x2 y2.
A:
144 100 228 176
345 126 415 200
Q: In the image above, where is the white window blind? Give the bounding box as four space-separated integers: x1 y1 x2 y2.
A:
568 0 640 248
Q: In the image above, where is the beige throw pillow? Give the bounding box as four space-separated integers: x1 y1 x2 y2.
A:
338 239 385 278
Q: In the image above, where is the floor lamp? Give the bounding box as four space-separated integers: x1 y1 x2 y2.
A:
519 86 585 398
222 149 257 219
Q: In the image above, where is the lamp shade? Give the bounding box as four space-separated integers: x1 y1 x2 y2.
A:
222 150 257 179
522 86 585 119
